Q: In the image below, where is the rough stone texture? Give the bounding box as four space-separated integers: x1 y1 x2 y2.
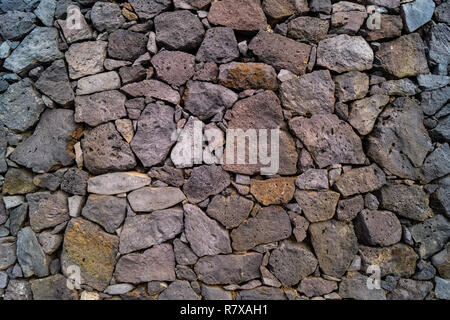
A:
339 272 387 300
90 1 124 32
334 164 386 197
354 209 402 246
263 0 309 19
87 172 151 195
348 94 390 135
61 218 119 291
250 177 295 206
287 16 329 43
421 143 450 184
65 41 107 80
159 280 200 300
231 206 292 251
317 35 373 73
335 71 369 103
299 277 338 297
0 11 36 40
432 245 450 279
195 253 262 284
366 14 403 41
31 274 77 300
81 195 126 234
309 220 358 277
410 215 450 259
196 27 239 64
208 0 267 31
151 51 195 87
290 114 365 168
296 169 329 191
76 71 121 96
295 190 339 222
35 59 74 106
3 168 36 195
108 30 147 62
249 31 311 75
119 208 183 254
206 194 253 229
280 70 334 116
218 62 278 91
183 165 230 204
127 187 185 212
81 122 137 175
26 191 69 232
388 278 433 300
401 0 434 32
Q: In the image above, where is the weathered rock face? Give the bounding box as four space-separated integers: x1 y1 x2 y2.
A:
339 272 386 300
108 29 147 61
61 218 119 291
127 187 185 212
206 194 253 229
208 0 267 31
87 172 151 195
31 274 78 300
17 227 49 278
196 27 239 64
309 220 358 277
295 190 340 222
231 206 292 251
91 1 124 32
81 195 126 234
250 177 295 206
388 279 433 300
35 59 74 106
65 41 107 80
334 164 386 197
354 210 402 246
26 191 69 232
287 16 329 43
151 51 195 87
348 95 390 135
218 62 278 91
410 215 450 259
128 0 171 19
183 165 230 204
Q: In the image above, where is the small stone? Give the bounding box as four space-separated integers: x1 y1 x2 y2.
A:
34 0 56 27
400 0 434 32
355 209 401 246
17 227 49 278
370 79 419 97
334 164 386 197
435 1 450 24
115 243 175 283
87 172 150 195
287 16 329 43
81 122 136 175
155 10 204 50
364 193 379 210
193 61 218 81
339 272 386 300
3 168 36 195
115 119 134 143
91 1 124 32
65 41 107 80
231 206 292 251
194 253 262 284
76 71 121 95
295 169 329 190
359 244 418 277
147 281 168 295
128 0 171 19
81 195 126 234
299 277 338 297
249 31 311 75
208 0 267 31
108 29 147 62
379 184 433 222
121 79 180 105
0 11 36 40
432 245 450 279
196 27 239 64
263 0 309 19
206 194 253 229
269 240 318 286
295 190 340 222
250 177 295 206
68 195 84 218
417 75 450 91
410 215 450 259
158 280 199 300
336 195 364 221
148 165 184 187
376 33 429 78
421 143 450 184
291 214 309 242
202 284 232 300
309 220 358 277
104 59 131 71
218 62 278 91
413 260 436 281
151 50 195 87
38 232 62 255
104 283 134 295
174 238 198 266
310 0 331 13
434 277 450 300
60 167 88 196
127 187 185 212
8 204 28 236
27 191 69 232
3 196 24 210
334 71 369 103
280 70 334 115
118 65 147 85
317 35 373 73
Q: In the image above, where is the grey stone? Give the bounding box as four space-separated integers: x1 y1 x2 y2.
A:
196 27 239 63
155 10 204 50
379 184 433 222
115 243 176 284
339 272 386 300
370 79 419 97
9 204 28 236
183 165 231 204
355 209 401 247
121 79 180 105
417 74 450 91
388 279 432 300
289 114 365 168
26 191 69 232
148 165 184 187
435 1 450 24
317 35 373 73
195 253 262 284
147 281 168 295
130 102 176 168
183 80 238 120
334 164 386 197
37 232 62 255
208 0 267 31
413 260 436 281
430 185 450 219
104 283 134 295
299 277 338 297
0 11 35 40
3 280 32 300
435 277 450 300
75 71 121 95
206 194 253 229
295 169 329 190
119 208 183 254
410 215 450 259
287 16 329 43
294 190 339 222
128 0 171 19
0 237 16 271
17 227 49 278
127 187 185 212
309 220 358 277
174 238 198 266
431 115 450 143
60 167 88 196
87 171 151 195
108 29 147 61
280 70 334 116
4 27 63 74
331 1 367 35
81 195 126 234
34 0 55 27
336 195 364 222
231 206 292 251
237 286 286 300
334 71 369 103
68 195 84 218
291 214 309 242
0 79 44 132
0 271 7 289
3 168 37 195
65 41 107 79
202 284 232 300
57 12 93 44
91 1 124 32
421 144 450 184
268 241 318 286
184 204 231 257
75 90 126 126
151 50 195 87
367 97 432 180
348 95 390 136
81 122 137 174
159 280 200 300
421 87 450 116
400 0 434 32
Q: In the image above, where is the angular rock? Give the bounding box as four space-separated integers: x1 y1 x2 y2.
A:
115 243 175 283
296 169 329 191
334 71 369 103
3 168 36 195
367 97 432 180
287 16 329 43
196 27 239 64
280 70 334 115
60 167 88 196
355 209 402 247
127 187 185 212
194 253 262 284
9 204 28 236
0 237 16 270
184 204 231 257
0 11 36 40
421 87 450 116
91 1 124 32
218 62 278 91
249 31 311 75
76 71 121 96
159 280 199 300
0 79 45 132
317 35 373 73
151 51 195 87
379 184 433 221
65 41 107 80
250 177 295 206
148 165 184 187
237 286 286 300
108 29 147 61
174 238 198 266
295 190 339 222
359 244 418 277
3 280 32 300
388 279 432 300
421 143 450 184
87 171 151 195
174 0 211 10
34 0 56 27
75 90 126 127
435 277 450 300
202 284 232 300
299 277 338 298
371 79 419 97
57 13 93 44
231 206 291 251
17 227 49 278
31 274 77 300
35 59 74 106
289 114 365 168
366 14 402 41
122 79 180 105
376 33 429 78
208 0 267 31
263 0 309 19
400 0 434 32
431 116 450 143
38 232 62 255
291 214 309 242
81 122 136 174
119 208 183 254
432 245 450 279
309 220 358 277
183 80 238 120
4 27 63 74
81 195 126 234
183 165 230 204
410 215 450 259
155 10 204 50
26 191 69 232
334 164 386 197
206 194 253 229
269 241 318 286
118 65 146 85
339 272 386 300
128 0 171 19
331 1 367 35
428 23 450 67
104 283 134 295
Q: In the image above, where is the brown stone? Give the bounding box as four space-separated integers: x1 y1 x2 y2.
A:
294 190 340 222
334 164 386 197
218 62 278 90
208 0 267 31
250 177 295 206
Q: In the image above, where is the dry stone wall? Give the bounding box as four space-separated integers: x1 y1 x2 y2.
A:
0 0 449 300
